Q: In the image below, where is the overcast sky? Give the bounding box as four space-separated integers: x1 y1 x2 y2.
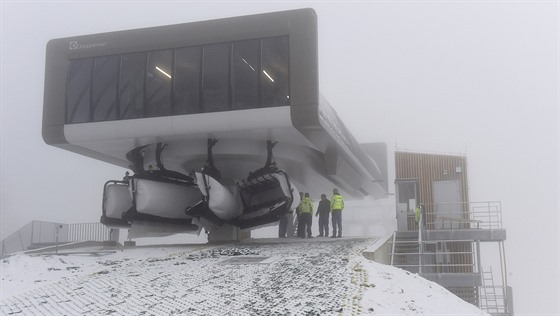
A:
1 1 558 314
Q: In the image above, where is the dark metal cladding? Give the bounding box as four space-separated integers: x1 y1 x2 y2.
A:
43 8 388 200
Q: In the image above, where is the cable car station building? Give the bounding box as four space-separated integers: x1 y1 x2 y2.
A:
42 9 387 240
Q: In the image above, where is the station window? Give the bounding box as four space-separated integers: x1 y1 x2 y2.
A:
146 50 173 118
202 43 231 113
232 40 260 110
66 58 93 123
119 53 147 120
174 47 202 114
66 36 289 124
262 37 290 107
92 56 119 122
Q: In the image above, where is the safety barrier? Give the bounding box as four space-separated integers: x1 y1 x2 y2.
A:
391 200 512 315
67 222 111 242
1 221 112 257
423 201 503 230
391 239 479 274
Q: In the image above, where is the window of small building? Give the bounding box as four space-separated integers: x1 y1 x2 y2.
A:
146 50 173 118
174 47 202 114
119 53 147 120
66 58 93 123
92 56 119 122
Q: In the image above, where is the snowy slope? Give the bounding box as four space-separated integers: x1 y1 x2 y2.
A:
0 238 488 315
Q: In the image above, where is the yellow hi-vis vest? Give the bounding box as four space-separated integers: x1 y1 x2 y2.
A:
299 197 313 214
415 204 424 223
331 194 344 211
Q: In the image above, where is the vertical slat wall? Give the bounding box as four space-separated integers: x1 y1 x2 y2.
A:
395 151 469 209
395 151 473 273
67 223 111 242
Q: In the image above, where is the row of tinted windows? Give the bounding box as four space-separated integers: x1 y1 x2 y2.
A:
66 36 289 124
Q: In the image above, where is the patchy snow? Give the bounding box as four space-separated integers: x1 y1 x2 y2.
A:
1 238 488 315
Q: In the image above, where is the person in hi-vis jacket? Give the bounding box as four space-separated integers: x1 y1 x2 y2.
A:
330 188 344 238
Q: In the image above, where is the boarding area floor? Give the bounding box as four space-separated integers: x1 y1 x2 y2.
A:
1 237 379 316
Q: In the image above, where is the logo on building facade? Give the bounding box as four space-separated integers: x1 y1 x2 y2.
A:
69 41 108 51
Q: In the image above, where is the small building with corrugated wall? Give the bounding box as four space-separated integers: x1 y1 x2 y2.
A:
392 150 513 316
395 151 469 231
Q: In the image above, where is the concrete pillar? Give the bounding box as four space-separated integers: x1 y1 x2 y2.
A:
110 228 120 242
103 228 120 247
208 224 251 242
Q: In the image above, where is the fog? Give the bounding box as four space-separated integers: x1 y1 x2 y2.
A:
1 1 558 315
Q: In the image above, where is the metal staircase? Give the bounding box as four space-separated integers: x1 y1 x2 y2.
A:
480 267 499 313
389 202 513 315
391 231 420 273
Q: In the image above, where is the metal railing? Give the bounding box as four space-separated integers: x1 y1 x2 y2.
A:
1 221 113 257
391 199 511 315
68 222 112 242
422 201 503 230
418 214 423 272
391 237 514 315
390 239 479 274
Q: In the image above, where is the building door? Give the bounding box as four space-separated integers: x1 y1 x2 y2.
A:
432 180 463 229
395 180 418 231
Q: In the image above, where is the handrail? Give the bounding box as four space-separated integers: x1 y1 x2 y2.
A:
421 201 503 230
391 251 477 256
390 232 396 266
418 212 423 274
394 263 478 268
390 238 479 274
478 284 511 315
392 238 481 243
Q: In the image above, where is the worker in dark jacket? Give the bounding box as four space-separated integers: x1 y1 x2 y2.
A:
315 194 330 237
330 188 344 238
278 211 290 238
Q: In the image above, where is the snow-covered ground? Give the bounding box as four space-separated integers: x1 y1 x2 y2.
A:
1 238 488 315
